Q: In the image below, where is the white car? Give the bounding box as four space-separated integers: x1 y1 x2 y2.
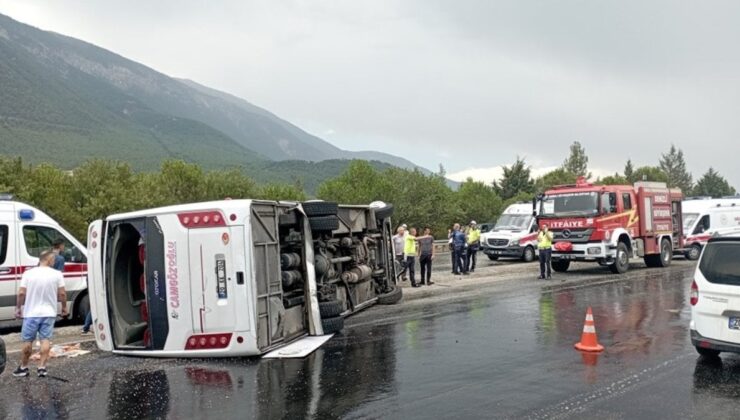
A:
690 234 740 358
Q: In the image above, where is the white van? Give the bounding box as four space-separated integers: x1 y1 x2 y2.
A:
87 199 400 358
0 196 89 323
480 203 538 262
682 197 740 260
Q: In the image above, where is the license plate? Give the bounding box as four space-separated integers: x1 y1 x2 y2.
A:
493 250 502 255
729 317 740 330
557 254 577 260
216 255 228 299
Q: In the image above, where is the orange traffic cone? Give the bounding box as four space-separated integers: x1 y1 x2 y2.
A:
574 307 604 352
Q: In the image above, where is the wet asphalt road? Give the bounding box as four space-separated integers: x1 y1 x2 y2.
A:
2 261 739 419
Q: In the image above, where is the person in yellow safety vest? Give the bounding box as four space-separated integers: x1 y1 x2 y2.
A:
404 227 419 288
537 224 554 280
466 221 481 273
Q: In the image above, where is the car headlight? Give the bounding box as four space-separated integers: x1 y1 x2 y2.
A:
510 239 519 246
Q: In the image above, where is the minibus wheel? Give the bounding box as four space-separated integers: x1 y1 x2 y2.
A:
321 316 344 334
319 300 343 318
309 215 340 232
378 285 402 305
302 201 339 217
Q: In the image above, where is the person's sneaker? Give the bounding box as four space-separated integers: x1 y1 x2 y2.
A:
37 368 48 378
81 329 91 335
411 284 420 288
428 281 435 285
538 276 545 280
13 366 29 377
546 275 552 280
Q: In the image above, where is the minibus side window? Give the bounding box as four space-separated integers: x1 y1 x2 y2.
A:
0 225 8 265
22 226 87 263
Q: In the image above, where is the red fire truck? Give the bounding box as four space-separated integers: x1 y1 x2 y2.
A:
535 178 684 274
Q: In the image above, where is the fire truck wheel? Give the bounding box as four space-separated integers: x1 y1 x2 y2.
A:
610 243 630 274
522 246 535 263
321 316 344 334
551 259 570 272
646 238 673 268
319 300 343 318
686 244 701 261
487 255 499 261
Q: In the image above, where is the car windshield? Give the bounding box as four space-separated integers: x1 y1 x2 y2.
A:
494 214 532 231
683 213 699 235
699 241 740 286
539 192 599 217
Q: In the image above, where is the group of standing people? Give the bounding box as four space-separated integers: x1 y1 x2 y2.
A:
392 225 436 288
448 221 481 275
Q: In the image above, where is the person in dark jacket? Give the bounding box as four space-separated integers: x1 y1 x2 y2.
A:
450 223 468 275
417 227 435 286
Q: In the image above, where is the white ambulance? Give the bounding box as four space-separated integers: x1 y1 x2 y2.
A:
682 197 740 260
87 199 400 358
480 203 539 262
0 196 89 323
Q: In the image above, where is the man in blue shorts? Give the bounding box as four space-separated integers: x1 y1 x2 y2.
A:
13 250 67 378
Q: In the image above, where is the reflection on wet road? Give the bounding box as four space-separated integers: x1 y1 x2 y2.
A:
2 264 740 419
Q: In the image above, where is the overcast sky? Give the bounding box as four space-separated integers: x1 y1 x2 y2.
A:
2 0 739 187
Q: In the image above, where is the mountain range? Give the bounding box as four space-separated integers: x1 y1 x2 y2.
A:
0 12 430 192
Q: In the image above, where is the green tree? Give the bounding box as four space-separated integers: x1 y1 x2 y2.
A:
562 141 591 179
258 184 306 201
493 157 535 201
156 160 207 204
455 178 503 225
317 160 391 204
16 164 86 239
631 166 669 183
534 168 577 192
624 159 635 183
659 144 693 192
70 160 138 238
204 169 259 201
693 168 736 198
598 173 629 185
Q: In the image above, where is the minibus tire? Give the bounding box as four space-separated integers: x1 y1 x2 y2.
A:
321 316 344 334
309 215 340 232
302 201 339 217
319 300 343 318
377 285 402 305
373 204 394 220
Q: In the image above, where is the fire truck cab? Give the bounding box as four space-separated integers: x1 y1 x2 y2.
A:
536 178 683 274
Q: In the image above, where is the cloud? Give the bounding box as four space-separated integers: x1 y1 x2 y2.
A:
448 165 615 184
1 1 739 188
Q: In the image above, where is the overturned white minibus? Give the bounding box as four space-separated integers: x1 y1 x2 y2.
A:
87 200 400 357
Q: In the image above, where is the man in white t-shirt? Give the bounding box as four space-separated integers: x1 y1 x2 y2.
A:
13 250 67 378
